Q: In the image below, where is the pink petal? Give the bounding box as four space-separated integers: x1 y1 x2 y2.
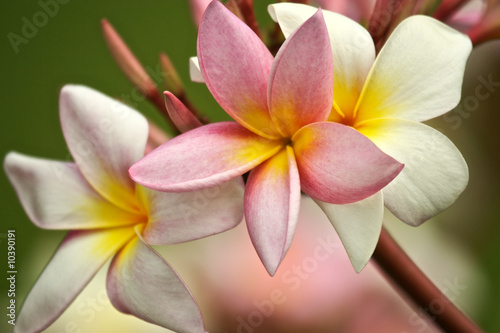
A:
139 177 244 244
164 91 203 133
244 147 301 276
14 227 136 333
130 122 284 192
268 9 333 137
107 228 204 333
268 4 376 121
4 152 144 230
59 85 148 213
292 122 404 204
198 1 280 139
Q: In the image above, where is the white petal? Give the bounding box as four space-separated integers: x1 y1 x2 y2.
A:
268 3 317 38
14 227 136 333
268 3 375 118
314 192 384 273
189 57 205 83
59 85 148 213
4 152 144 229
355 15 472 123
107 228 205 333
139 178 244 245
358 118 469 226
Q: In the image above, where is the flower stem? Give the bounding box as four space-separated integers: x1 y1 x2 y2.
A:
372 227 483 333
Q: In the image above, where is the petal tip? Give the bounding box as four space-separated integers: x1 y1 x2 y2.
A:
353 261 368 274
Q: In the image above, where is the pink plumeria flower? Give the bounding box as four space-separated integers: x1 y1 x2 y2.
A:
130 1 403 275
266 3 472 269
4 85 244 333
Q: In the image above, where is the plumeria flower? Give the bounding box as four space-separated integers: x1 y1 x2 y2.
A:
130 0 404 275
4 85 244 333
265 3 472 267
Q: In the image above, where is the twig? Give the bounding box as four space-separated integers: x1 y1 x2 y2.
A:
372 227 483 333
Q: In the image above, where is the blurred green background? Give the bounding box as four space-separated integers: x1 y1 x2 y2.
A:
1 1 499 332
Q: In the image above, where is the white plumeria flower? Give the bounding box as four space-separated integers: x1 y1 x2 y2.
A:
4 85 244 333
266 3 472 271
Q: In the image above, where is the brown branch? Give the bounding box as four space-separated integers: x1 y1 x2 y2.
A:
372 227 483 333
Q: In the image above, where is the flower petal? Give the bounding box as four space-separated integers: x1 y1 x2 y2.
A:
357 118 469 226
4 152 143 230
292 122 404 204
245 146 301 276
107 228 204 333
130 122 283 192
268 3 375 120
14 226 136 333
164 91 203 133
314 192 384 273
139 177 244 245
268 9 333 137
355 15 472 123
189 57 205 83
59 85 148 213
198 1 279 139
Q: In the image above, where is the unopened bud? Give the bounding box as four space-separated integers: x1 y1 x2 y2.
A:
164 91 203 133
101 19 157 97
